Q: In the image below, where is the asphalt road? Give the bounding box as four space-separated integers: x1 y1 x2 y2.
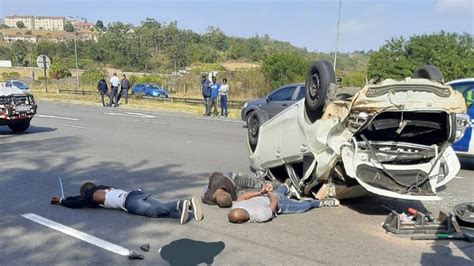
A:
0 101 473 265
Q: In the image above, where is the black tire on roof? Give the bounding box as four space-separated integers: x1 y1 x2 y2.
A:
412 65 444 83
304 60 334 123
248 110 269 152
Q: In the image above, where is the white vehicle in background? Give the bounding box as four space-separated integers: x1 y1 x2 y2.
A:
3 80 30 91
0 85 37 133
447 78 474 158
247 61 468 201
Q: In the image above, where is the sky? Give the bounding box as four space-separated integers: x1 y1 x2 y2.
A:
0 0 472 53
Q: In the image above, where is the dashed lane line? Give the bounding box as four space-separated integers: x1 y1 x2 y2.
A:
36 115 80 121
104 112 155 118
21 213 130 256
56 124 88 130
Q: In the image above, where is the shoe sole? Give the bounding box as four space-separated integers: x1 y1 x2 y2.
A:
191 197 203 222
180 200 190 224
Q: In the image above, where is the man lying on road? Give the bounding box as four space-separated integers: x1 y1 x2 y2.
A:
202 172 274 208
227 180 339 223
50 182 203 224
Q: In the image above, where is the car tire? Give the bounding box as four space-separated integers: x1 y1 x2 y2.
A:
412 65 443 83
248 110 269 152
8 120 30 133
304 60 334 123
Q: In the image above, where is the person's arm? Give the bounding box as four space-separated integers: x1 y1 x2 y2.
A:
266 191 278 213
236 190 263 202
51 195 94 209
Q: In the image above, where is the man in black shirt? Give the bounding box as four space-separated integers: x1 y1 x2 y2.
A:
201 172 264 208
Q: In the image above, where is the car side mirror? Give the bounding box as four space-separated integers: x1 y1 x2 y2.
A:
266 96 270 103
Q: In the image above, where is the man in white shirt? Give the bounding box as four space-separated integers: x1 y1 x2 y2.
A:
51 181 203 225
219 78 229 117
109 73 120 107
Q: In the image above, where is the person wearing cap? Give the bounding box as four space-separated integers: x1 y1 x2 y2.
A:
50 182 203 224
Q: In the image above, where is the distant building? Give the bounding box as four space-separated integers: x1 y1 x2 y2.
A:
33 16 65 31
5 16 34 30
3 34 37 43
5 15 65 31
72 21 94 30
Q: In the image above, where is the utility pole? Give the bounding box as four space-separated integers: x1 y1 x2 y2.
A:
68 16 80 93
333 0 342 73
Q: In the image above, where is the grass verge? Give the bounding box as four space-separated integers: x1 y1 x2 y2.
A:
31 89 242 119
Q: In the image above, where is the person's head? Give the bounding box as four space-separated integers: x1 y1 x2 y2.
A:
202 74 207 80
113 72 117 76
212 76 216 82
222 78 227 84
213 188 232 208
123 74 126 78
228 208 250 223
80 182 96 196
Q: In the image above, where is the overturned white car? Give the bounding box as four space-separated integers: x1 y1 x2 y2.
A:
0 85 37 133
247 61 468 201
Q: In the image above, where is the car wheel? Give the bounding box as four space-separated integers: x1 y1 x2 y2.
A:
8 120 30 133
412 65 443 83
304 60 334 123
248 110 269 152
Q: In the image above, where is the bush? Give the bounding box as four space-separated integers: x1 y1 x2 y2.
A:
49 62 72 79
81 68 108 84
129 74 163 86
1 72 21 80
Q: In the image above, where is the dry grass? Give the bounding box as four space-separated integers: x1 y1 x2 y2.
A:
31 88 242 119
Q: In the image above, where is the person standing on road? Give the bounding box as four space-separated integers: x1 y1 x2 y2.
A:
108 73 120 107
227 180 340 223
201 74 212 116
117 74 131 104
209 76 220 116
97 77 109 107
219 78 229 117
50 181 203 225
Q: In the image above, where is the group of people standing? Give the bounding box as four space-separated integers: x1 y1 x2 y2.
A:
97 73 131 107
201 74 229 117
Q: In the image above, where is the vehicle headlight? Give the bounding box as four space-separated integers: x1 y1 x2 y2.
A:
243 102 248 108
348 111 369 133
454 113 470 142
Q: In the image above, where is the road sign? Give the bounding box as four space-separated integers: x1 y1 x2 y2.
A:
36 55 51 69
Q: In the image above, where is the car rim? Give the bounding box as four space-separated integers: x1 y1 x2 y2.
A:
309 72 321 101
251 117 259 137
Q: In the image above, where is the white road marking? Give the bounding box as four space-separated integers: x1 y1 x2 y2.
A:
56 124 88 130
105 112 155 118
454 176 464 179
21 213 130 256
137 120 169 125
37 115 79 121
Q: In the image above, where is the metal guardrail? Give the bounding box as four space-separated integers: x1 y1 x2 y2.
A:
57 89 246 108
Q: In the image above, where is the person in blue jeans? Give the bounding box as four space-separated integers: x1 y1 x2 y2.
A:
219 78 229 117
50 182 203 225
228 180 339 223
208 76 220 116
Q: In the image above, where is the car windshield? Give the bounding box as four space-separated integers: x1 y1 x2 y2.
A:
450 82 474 107
13 81 28 90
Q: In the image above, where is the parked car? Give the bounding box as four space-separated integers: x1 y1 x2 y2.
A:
241 83 305 125
247 61 468 201
4 80 30 91
132 83 168 98
0 85 37 133
447 78 474 157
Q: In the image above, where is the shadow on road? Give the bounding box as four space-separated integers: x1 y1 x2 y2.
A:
160 238 225 265
342 196 430 216
0 125 56 135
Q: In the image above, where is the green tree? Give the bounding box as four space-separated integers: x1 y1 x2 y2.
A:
95 20 105 31
80 68 107 83
261 53 309 89
16 21 25 29
368 32 474 81
64 22 74 32
49 62 72 79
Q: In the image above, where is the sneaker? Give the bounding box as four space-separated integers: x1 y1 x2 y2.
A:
319 198 340 207
178 200 190 224
284 178 292 188
190 197 203 222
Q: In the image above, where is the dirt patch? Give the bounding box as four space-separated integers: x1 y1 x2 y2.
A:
221 62 260 71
